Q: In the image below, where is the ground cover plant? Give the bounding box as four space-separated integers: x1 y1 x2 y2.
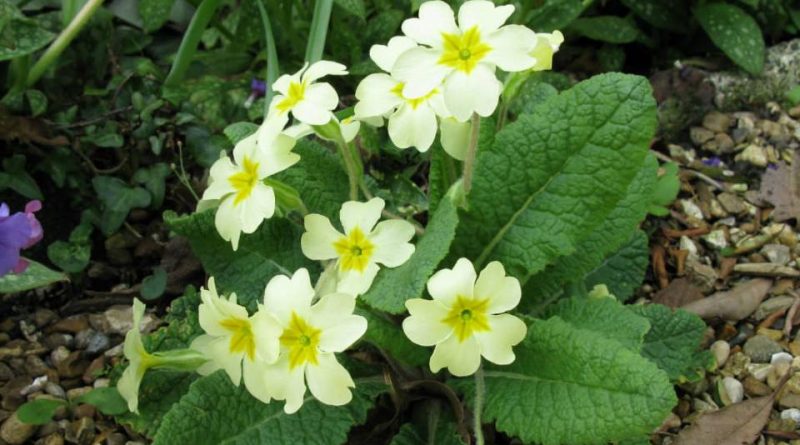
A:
3 0 799 444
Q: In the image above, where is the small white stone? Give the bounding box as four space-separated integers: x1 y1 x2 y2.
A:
680 199 705 220
680 236 699 258
722 376 744 404
702 229 729 250
747 363 772 381
711 340 731 368
736 144 768 167
771 352 794 366
781 408 800 423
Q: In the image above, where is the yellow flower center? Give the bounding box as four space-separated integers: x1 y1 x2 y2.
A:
442 295 491 342
280 312 322 369
390 82 439 110
220 317 256 361
227 156 260 205
438 26 492 74
275 81 306 113
530 40 555 71
332 227 375 272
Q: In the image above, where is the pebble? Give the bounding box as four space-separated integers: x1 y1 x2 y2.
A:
702 229 728 250
0 362 13 381
705 133 735 153
24 355 49 376
743 375 772 396
0 412 38 444
754 295 796 320
66 386 92 401
782 408 800 423
64 417 94 445
32 310 58 328
42 333 73 350
736 144 768 167
89 306 138 335
772 352 794 365
744 335 784 363
42 433 64 445
44 382 65 399
75 330 110 356
734 263 800 277
55 351 88 379
762 244 792 265
47 316 89 335
721 376 744 404
711 340 731 368
717 192 747 214
703 111 733 133
691 126 715 145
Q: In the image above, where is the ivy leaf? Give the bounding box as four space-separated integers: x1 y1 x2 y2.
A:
152 371 385 445
0 11 55 62
464 317 676 445
0 259 68 293
454 73 656 280
47 240 91 273
584 230 650 302
545 295 650 352
1 154 43 200
526 0 583 32
569 16 641 43
362 196 458 314
273 139 350 221
140 266 167 301
620 0 689 32
629 304 713 383
334 0 366 19
523 154 656 309
139 0 176 32
694 3 765 74
165 210 315 308
16 399 67 425
133 163 171 209
92 176 151 235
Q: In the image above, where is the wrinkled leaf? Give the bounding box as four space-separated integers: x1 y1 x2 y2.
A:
584 230 650 302
570 16 641 43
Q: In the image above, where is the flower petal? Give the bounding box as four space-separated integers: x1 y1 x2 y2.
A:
203 156 236 201
293 83 339 125
336 262 379 296
191 335 243 386
476 314 527 365
309 292 356 330
303 60 348 83
250 309 282 363
427 258 476 305
402 298 452 346
312 295 366 352
393 47 451 99
272 66 304 95
474 261 521 314
214 197 242 250
369 220 416 267
369 36 418 72
485 25 538 72
301 214 343 260
340 197 385 234
388 103 438 151
242 357 273 403
260 134 300 177
263 356 306 414
306 353 355 407
429 334 481 376
442 64 501 121
457 1 514 35
402 0 458 47
263 268 315 324
439 117 470 161
238 184 275 234
354 74 403 119
117 363 146 413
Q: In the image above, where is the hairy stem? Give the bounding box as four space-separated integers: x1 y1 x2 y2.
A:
336 140 360 200
474 366 486 445
462 113 482 195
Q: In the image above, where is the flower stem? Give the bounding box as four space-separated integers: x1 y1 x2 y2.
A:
20 0 104 93
336 140 360 200
474 365 486 445
462 113 481 195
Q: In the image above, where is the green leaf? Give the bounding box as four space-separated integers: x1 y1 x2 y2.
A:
184 125 230 168
84 131 124 148
787 84 800 106
0 259 68 293
648 161 680 216
428 144 457 214
165 210 314 308
584 230 650 302
629 304 713 383
527 0 583 32
454 73 657 279
362 197 458 314
152 371 385 445
570 16 641 43
471 317 676 445
16 399 66 425
523 154 656 309
694 3 765 74
25 89 47 117
273 139 349 221
2 154 42 200
141 266 167 300
92 176 152 236
75 387 128 415
546 295 650 352
0 13 55 62
133 163 171 209
139 0 176 32
334 0 365 19
47 240 91 273
620 0 689 32
390 400 465 445
223 122 258 145
509 80 558 116
357 305 429 367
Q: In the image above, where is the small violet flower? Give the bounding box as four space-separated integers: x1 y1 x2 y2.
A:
244 79 268 109
0 201 43 276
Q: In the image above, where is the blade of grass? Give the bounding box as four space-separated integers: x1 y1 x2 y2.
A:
164 0 224 87
254 0 279 108
304 0 333 63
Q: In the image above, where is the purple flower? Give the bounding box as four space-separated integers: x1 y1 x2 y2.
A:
702 156 722 167
250 79 267 96
0 201 43 276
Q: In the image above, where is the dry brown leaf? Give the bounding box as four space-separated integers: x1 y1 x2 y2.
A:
653 277 704 308
681 279 773 321
758 149 799 223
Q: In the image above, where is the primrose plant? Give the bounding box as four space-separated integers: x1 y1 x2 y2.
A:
116 2 704 444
